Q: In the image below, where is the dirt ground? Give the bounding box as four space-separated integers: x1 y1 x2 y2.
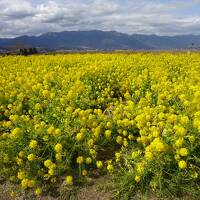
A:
0 176 113 200
0 177 193 200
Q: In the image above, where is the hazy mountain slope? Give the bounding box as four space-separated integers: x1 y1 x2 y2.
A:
1 30 200 50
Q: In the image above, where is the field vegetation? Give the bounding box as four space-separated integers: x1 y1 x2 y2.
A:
0 53 200 199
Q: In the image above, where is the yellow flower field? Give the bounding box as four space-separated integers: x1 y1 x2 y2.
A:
0 53 200 198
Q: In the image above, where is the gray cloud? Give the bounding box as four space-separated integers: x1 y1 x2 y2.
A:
0 0 35 19
0 0 200 38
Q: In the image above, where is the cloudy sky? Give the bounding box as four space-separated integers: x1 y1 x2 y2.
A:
0 0 200 38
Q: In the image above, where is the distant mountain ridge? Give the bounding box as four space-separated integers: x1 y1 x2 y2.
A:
0 30 200 51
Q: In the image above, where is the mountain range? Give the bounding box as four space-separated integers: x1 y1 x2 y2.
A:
0 30 200 51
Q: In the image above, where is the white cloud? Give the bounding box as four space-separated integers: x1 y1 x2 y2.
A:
0 0 200 37
0 0 35 19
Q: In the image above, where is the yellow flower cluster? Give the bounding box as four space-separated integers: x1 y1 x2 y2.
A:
0 53 200 196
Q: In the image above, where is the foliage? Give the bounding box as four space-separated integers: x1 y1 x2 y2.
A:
0 53 200 198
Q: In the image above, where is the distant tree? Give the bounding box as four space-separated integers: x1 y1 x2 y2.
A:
7 42 38 55
30 47 38 54
8 42 29 52
23 48 28 56
19 48 38 55
19 49 23 55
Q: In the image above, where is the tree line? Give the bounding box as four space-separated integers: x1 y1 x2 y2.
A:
19 48 38 55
